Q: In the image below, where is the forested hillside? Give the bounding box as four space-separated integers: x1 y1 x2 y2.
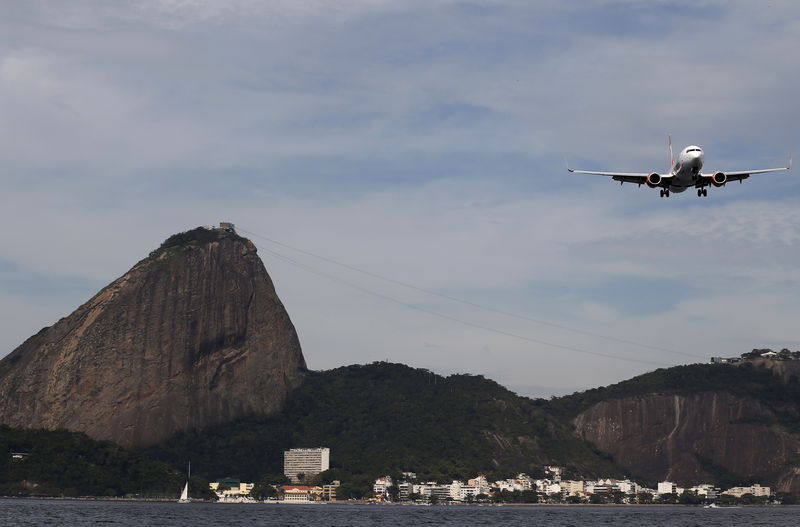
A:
0 426 213 498
145 362 624 496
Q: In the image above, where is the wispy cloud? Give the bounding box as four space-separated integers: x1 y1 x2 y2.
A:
1 1 799 395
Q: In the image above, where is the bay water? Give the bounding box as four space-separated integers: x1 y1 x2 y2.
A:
1 499 796 526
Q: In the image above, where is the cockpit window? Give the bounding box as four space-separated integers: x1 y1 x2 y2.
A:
687 148 701 152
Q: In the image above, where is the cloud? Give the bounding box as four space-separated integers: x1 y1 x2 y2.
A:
2 1 800 396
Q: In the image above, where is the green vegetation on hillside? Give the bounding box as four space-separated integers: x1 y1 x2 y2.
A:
145 362 624 497
4 360 799 498
0 426 213 498
158 227 246 251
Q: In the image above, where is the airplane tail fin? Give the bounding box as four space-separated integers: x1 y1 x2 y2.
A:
668 135 675 170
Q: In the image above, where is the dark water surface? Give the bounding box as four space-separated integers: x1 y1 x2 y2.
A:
0 500 796 526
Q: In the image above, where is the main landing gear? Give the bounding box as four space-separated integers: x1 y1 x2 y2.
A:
659 189 670 198
697 188 708 197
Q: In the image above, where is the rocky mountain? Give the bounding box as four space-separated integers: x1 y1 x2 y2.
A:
560 360 800 493
0 226 306 448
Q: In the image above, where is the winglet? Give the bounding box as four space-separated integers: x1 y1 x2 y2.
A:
564 157 574 173
789 154 793 170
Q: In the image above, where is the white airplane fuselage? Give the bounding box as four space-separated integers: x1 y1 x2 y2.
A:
667 146 705 193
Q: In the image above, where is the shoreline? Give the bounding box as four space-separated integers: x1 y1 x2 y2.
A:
0 496 796 507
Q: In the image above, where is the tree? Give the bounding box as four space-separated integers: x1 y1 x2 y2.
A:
520 490 539 503
776 491 799 505
611 490 626 504
658 492 678 504
250 481 278 501
636 492 653 504
589 492 608 504
678 491 702 505
387 484 400 502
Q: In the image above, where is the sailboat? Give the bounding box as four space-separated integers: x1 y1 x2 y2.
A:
178 462 191 503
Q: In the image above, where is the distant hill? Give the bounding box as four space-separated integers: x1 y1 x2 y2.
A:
554 360 800 492
146 359 800 496
0 425 213 498
144 362 625 496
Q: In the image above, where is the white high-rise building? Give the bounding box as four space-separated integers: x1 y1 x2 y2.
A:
283 447 330 484
657 481 677 495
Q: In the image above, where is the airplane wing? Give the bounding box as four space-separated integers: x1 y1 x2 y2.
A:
700 165 791 184
567 168 668 186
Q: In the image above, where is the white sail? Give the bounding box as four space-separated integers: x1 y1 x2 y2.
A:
178 461 191 503
178 482 190 503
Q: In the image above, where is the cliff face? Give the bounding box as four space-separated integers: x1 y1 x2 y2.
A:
0 227 306 448
573 390 800 493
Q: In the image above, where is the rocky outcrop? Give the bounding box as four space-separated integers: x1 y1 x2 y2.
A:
0 227 306 448
574 391 800 492
747 358 800 384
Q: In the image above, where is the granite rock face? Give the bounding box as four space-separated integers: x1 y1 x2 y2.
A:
574 390 800 493
0 227 306 448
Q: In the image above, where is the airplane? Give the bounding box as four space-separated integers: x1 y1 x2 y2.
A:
567 137 792 197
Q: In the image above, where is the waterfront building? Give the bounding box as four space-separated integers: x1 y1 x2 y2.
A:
283 447 330 484
397 482 413 500
544 482 562 496
722 484 771 498
515 474 533 491
209 478 255 500
373 476 393 498
413 482 451 501
467 475 490 495
544 466 562 481
657 481 678 495
448 481 480 501
689 484 718 499
560 480 584 496
322 480 340 501
281 485 316 502
616 480 640 494
493 480 516 492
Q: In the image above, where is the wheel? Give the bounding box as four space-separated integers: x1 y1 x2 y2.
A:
697 189 702 197
703 188 708 197
665 190 670 197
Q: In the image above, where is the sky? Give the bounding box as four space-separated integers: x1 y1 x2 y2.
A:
1 0 799 397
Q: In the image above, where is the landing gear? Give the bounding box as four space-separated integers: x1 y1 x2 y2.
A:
697 188 707 197
660 189 670 198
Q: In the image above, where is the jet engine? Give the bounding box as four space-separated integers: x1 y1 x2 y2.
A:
710 172 726 187
646 173 662 188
